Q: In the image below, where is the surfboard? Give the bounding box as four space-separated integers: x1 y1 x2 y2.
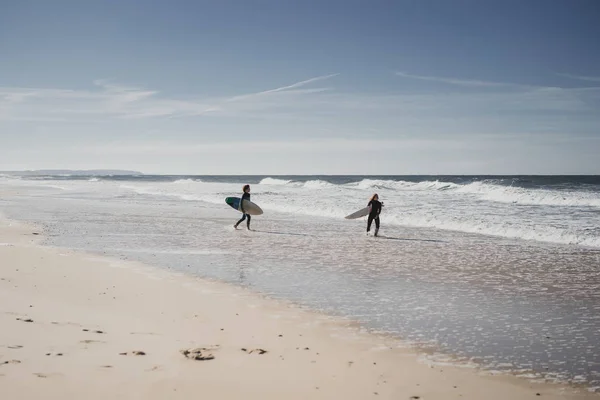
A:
225 197 264 215
345 206 371 219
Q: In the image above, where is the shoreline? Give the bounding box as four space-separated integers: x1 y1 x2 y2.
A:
1 216 598 399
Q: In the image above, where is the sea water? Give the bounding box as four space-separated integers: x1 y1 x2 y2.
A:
1 174 599 389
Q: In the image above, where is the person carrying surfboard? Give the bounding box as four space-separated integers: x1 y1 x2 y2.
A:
234 184 252 230
367 193 383 236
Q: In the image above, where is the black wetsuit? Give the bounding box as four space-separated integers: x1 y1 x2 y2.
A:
367 199 382 234
235 192 251 229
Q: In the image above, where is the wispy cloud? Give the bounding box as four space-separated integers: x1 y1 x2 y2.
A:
225 73 338 102
47 136 468 156
93 79 158 102
557 72 600 83
1 72 599 143
395 71 515 88
0 74 339 122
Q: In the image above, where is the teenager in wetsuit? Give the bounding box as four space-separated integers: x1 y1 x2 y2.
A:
367 193 383 236
234 184 252 230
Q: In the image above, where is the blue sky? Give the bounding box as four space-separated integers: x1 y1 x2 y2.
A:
1 0 599 174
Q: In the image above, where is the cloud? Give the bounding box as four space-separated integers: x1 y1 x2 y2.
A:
19 136 473 158
1 91 39 104
556 72 600 83
395 71 516 88
225 73 339 102
0 74 339 122
93 79 158 102
396 71 600 97
8 131 598 175
1 72 599 153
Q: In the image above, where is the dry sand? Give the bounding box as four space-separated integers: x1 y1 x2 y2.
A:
0 217 597 399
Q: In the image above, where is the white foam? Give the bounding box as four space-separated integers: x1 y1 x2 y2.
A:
173 178 202 184
9 177 600 248
119 184 200 201
259 177 292 185
351 179 460 191
302 179 336 189
457 181 600 208
385 212 600 248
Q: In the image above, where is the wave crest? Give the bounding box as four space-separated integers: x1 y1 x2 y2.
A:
173 179 202 184
303 180 336 189
458 182 600 208
352 179 459 191
259 177 293 185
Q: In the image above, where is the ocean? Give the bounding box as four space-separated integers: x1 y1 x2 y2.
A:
1 174 599 390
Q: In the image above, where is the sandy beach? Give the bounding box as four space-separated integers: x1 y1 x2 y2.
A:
0 216 596 400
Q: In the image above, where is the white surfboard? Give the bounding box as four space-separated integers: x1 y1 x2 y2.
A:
345 206 371 219
242 199 263 215
225 197 264 215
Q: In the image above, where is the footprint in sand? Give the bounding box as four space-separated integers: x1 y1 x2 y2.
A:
82 329 105 334
51 321 83 327
33 371 62 378
180 346 219 361
1 360 22 365
119 351 146 356
80 340 105 344
241 348 268 355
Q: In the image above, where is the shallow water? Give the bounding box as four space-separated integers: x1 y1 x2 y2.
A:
1 177 599 389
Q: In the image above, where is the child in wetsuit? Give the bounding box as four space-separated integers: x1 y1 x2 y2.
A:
234 184 252 230
367 193 383 236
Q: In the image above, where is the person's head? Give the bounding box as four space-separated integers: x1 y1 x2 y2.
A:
243 184 251 193
370 193 379 201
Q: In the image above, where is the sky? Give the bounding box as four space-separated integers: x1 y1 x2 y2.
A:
1 0 599 175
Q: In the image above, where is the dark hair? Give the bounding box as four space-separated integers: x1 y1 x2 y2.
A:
243 184 250 192
370 193 379 201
